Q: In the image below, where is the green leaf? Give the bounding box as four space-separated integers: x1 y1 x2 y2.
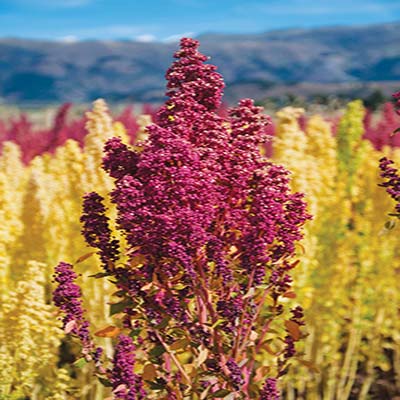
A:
112 289 126 297
147 379 166 390
156 317 170 330
210 319 224 329
97 376 113 387
109 300 131 316
173 283 187 290
129 328 142 339
211 389 232 398
88 272 110 279
149 345 166 357
73 357 88 368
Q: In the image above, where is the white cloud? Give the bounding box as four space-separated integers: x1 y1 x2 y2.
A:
163 32 195 43
69 24 161 39
57 35 79 43
135 34 157 43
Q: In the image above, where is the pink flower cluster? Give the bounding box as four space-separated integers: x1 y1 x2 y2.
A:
393 91 400 115
111 335 145 400
81 192 120 271
363 101 400 149
53 262 101 362
0 103 158 163
260 378 280 400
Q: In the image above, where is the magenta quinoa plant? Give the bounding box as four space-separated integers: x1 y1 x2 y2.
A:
379 91 400 219
379 157 400 218
53 38 310 399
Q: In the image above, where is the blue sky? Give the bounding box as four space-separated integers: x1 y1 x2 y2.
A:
0 0 399 42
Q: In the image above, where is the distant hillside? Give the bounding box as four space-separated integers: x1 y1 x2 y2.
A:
0 22 400 104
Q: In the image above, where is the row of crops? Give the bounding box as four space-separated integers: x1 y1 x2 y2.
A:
1 38 400 400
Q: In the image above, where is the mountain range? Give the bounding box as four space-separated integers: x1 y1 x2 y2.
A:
0 22 399 104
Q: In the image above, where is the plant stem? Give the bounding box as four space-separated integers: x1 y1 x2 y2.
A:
154 330 192 388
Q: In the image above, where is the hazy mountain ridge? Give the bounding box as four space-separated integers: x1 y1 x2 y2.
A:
0 22 399 104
